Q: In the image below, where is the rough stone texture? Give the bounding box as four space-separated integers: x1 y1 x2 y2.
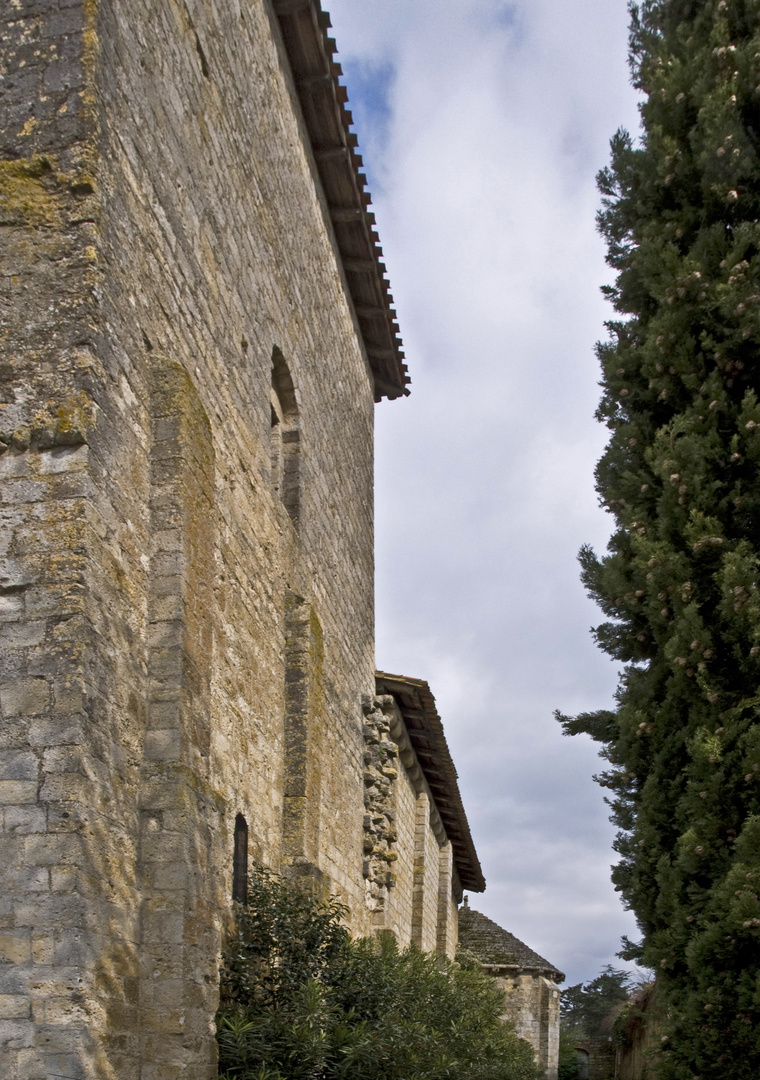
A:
360 694 460 957
0 2 480 1076
1 0 377 1076
458 905 563 1079
361 695 400 922
572 1036 617 1080
411 792 442 952
436 844 460 959
496 973 561 1079
614 981 664 1080
458 904 563 978
389 734 417 926
138 357 221 1077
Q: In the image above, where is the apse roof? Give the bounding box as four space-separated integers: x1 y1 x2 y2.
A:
458 904 565 983
273 0 410 401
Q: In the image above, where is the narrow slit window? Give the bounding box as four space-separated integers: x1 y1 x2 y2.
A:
233 814 248 904
270 392 284 496
270 347 300 527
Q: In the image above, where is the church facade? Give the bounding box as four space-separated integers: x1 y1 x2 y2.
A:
0 2 486 1078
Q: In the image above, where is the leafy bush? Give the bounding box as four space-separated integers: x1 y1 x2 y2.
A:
217 865 541 1080
557 1029 581 1080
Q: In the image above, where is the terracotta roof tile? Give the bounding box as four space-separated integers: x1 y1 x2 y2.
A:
376 672 485 893
272 1 409 401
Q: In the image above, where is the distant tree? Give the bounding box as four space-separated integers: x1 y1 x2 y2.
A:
557 1 760 1076
558 967 634 1080
561 966 634 1039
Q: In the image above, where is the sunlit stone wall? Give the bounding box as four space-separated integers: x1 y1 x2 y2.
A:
0 1 378 1076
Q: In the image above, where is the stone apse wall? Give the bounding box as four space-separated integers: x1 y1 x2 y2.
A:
457 904 562 1079
0 2 479 1079
496 971 561 1078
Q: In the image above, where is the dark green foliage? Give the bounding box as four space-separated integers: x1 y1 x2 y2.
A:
611 980 664 1064
557 1029 582 1080
560 966 634 1039
558 967 634 1080
217 865 541 1080
559 1 760 1076
218 864 350 1013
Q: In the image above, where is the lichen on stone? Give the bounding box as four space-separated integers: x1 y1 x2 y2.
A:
0 392 92 453
0 157 63 227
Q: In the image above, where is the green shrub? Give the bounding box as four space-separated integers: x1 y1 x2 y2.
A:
217 865 541 1080
557 1029 581 1080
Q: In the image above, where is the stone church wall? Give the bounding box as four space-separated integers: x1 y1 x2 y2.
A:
360 695 460 957
389 737 418 936
574 1036 617 1080
1 1 379 1077
414 793 445 952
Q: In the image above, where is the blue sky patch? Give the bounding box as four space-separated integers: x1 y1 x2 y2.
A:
340 57 395 194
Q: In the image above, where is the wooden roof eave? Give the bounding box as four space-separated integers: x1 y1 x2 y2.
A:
272 0 410 401
376 671 486 893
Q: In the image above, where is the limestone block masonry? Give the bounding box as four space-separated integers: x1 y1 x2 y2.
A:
0 2 486 1078
1 1 380 1076
360 692 464 956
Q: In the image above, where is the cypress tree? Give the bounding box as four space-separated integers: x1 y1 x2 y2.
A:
559 2 760 1075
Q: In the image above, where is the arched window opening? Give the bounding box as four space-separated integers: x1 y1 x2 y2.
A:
270 347 300 527
232 814 248 904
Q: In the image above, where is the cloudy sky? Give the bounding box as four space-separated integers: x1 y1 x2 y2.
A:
325 0 644 986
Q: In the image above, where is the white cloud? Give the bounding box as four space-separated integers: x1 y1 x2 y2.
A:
327 0 643 984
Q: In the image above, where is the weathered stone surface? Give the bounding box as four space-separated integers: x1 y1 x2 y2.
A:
1 3 483 1077
361 694 461 956
573 1035 617 1080
1 1 377 1075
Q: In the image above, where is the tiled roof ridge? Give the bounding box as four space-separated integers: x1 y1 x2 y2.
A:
375 672 485 893
458 906 565 983
272 1 410 401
